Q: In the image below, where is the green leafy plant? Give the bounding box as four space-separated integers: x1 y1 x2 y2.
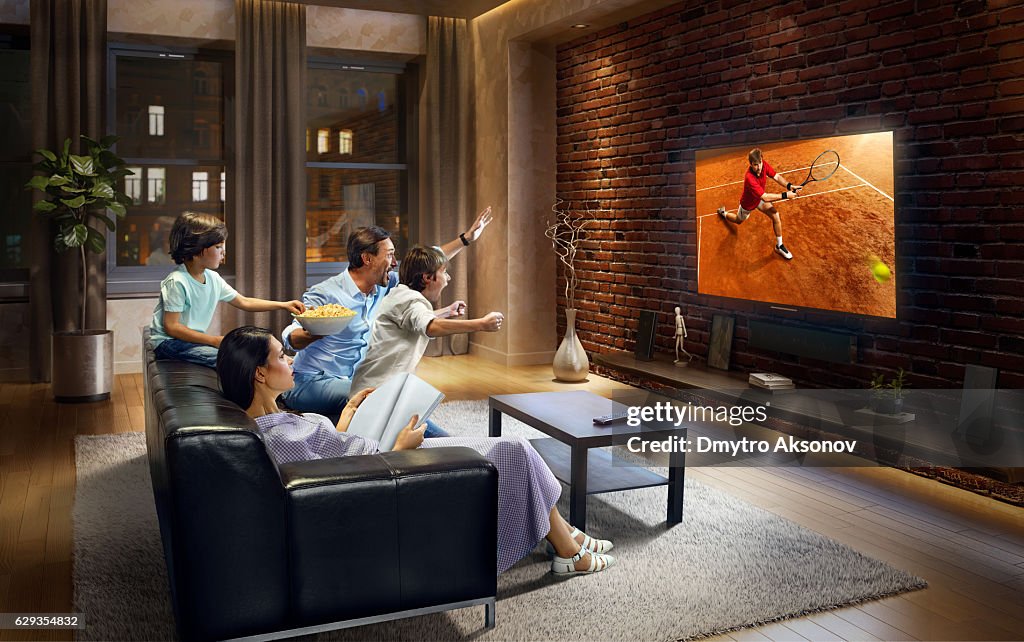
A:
888 367 907 400
870 369 907 399
869 368 909 414
26 135 132 332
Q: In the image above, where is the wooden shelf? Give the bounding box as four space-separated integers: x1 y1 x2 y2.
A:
593 352 749 392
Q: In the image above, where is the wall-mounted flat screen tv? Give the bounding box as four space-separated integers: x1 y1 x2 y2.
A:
695 131 896 319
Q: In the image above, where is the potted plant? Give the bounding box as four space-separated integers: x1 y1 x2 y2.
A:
870 368 907 415
26 135 131 401
546 198 590 382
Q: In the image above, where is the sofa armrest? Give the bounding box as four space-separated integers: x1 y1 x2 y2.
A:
277 447 498 626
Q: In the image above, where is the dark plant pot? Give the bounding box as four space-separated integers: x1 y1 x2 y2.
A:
52 330 113 402
871 395 903 415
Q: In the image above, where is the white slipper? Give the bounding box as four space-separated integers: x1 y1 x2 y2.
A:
551 544 616 575
545 527 614 555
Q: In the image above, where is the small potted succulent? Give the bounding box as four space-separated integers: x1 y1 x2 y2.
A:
870 368 907 415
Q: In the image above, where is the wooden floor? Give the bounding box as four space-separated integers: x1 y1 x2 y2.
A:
0 355 1022 641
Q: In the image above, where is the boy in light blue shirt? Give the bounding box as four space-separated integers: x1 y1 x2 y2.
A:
150 212 305 368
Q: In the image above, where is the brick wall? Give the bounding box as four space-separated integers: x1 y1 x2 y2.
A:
555 0 1024 389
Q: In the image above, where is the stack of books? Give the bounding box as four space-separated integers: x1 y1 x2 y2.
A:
748 373 794 391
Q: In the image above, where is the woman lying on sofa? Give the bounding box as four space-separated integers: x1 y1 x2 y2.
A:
216 326 616 576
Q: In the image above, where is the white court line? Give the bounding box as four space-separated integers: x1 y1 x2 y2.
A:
695 162 818 192
839 165 893 202
697 216 701 285
696 183 869 218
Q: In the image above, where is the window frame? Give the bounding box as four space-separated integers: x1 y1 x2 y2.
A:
304 58 410 287
0 28 32 298
105 43 235 296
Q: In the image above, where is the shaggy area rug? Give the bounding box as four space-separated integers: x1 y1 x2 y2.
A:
73 401 926 641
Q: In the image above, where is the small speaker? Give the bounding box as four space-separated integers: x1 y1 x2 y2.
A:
635 310 657 361
958 364 998 446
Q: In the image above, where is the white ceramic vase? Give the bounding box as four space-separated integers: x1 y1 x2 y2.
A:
553 308 589 382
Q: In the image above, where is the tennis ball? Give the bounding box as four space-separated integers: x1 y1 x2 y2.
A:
871 259 892 283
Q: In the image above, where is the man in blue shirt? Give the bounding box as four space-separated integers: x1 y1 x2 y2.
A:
281 208 494 430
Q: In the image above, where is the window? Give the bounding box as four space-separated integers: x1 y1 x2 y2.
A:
148 105 165 136
146 167 166 204
192 171 209 201
125 167 143 204
194 70 208 95
0 31 32 280
110 46 232 287
306 62 407 273
338 130 353 155
194 121 210 148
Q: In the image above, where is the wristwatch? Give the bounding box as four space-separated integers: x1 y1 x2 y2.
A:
459 232 470 246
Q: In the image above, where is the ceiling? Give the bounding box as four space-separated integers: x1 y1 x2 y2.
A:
296 0 682 45
295 0 513 19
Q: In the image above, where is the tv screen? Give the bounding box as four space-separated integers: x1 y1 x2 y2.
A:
695 131 896 318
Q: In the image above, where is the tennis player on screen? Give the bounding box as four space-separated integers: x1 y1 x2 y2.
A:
719 148 801 260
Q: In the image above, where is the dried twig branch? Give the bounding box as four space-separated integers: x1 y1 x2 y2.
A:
545 198 591 310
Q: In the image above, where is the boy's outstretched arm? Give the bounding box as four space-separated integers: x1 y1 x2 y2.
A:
163 311 223 347
438 206 495 259
425 311 503 338
228 295 306 315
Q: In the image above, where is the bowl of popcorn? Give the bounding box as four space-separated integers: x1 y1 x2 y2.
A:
293 304 358 336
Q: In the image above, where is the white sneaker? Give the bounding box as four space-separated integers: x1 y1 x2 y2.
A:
775 243 793 260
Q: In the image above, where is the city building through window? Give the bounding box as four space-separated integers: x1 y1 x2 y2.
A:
305 64 407 271
111 46 230 282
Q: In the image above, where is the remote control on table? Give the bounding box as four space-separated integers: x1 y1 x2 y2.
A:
593 411 629 425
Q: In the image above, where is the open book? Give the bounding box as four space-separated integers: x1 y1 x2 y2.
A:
347 372 445 451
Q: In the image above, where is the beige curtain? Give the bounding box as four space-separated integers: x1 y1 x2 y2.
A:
29 0 107 382
232 0 307 333
422 16 473 356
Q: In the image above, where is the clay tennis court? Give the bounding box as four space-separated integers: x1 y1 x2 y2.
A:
696 132 896 318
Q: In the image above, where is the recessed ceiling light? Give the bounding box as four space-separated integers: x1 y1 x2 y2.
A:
571 24 590 29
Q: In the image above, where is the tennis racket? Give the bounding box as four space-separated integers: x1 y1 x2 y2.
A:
799 150 840 187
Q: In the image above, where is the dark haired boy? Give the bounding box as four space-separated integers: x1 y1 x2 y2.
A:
149 212 305 368
351 245 503 393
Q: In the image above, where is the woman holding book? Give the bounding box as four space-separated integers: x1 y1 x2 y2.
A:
217 326 617 576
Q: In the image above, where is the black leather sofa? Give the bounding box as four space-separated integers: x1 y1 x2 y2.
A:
142 329 498 641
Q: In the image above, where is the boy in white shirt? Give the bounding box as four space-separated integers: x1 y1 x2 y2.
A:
149 212 305 368
351 245 503 392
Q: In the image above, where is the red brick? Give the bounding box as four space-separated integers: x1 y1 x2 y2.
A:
554 1 1024 390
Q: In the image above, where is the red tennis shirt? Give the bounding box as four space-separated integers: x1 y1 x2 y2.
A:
739 159 776 211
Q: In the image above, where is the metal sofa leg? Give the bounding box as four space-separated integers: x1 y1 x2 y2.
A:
485 598 496 628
